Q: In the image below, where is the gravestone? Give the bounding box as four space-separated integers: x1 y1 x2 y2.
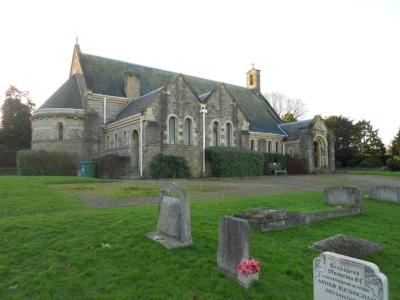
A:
145 182 192 249
371 186 400 203
324 186 363 207
217 216 249 277
312 234 382 258
313 252 388 300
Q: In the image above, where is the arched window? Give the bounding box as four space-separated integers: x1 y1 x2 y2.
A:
250 139 255 151
268 141 272 153
169 116 177 144
226 123 233 147
114 133 118 148
184 118 192 145
289 149 293 157
249 74 254 86
107 135 110 150
124 131 127 145
213 121 220 146
275 141 279 153
57 122 63 140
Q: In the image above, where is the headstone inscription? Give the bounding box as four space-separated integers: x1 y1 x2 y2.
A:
217 216 249 277
313 252 388 300
145 182 192 249
324 186 363 208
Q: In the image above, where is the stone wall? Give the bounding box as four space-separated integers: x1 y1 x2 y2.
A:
283 140 300 157
249 133 284 153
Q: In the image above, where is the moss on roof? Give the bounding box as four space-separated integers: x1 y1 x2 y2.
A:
39 75 83 109
79 52 286 134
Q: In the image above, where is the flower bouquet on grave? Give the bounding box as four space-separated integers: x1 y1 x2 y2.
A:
236 258 261 288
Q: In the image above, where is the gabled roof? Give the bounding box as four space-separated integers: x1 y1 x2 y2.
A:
279 119 313 141
39 74 83 109
77 51 285 134
109 86 164 123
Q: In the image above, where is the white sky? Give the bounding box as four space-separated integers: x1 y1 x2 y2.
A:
0 0 399 145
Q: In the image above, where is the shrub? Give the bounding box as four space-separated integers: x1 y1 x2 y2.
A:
150 153 190 179
0 150 17 167
287 156 308 174
264 153 288 175
387 158 400 171
96 154 130 179
17 150 78 176
206 147 264 177
358 156 383 168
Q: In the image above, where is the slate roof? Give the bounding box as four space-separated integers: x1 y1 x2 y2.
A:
78 52 287 135
39 74 83 109
110 87 164 123
278 119 313 141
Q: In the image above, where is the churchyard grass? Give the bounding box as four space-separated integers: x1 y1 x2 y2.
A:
0 176 399 299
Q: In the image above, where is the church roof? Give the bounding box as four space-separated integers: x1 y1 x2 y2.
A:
39 74 83 110
78 52 285 135
278 119 313 141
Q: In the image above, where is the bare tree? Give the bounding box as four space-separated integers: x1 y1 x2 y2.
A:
265 92 307 121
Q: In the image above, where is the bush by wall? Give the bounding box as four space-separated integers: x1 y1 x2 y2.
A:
387 158 400 171
150 153 190 179
17 150 78 176
0 150 17 167
264 153 288 175
206 147 264 177
286 156 308 174
358 156 384 168
96 154 130 179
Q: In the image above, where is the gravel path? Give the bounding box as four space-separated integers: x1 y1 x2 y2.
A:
67 174 399 208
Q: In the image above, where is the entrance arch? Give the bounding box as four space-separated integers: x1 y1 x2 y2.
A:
131 130 139 171
313 136 326 169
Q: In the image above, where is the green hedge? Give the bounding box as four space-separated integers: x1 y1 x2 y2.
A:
150 153 190 179
387 158 400 171
358 156 384 168
17 150 78 176
206 147 264 177
96 154 130 179
0 151 17 167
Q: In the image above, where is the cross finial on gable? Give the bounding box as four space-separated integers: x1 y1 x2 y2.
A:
251 63 255 69
75 36 79 45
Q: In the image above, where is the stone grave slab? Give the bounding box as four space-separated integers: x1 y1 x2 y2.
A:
235 208 288 229
145 182 192 249
324 186 363 208
312 234 382 258
371 186 400 203
313 251 388 300
217 216 249 277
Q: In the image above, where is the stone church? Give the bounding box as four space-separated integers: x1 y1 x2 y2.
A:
31 43 335 177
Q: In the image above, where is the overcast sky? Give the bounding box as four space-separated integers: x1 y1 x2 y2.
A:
0 0 399 144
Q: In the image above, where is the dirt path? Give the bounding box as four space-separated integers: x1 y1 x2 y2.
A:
65 174 399 208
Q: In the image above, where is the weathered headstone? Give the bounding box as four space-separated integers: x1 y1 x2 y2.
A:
217 216 249 277
146 182 192 249
313 252 388 300
324 186 363 207
312 234 382 258
371 186 400 203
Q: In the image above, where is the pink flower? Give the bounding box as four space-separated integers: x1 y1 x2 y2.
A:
237 259 261 274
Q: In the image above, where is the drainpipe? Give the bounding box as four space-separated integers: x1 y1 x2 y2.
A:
200 105 208 174
140 115 143 177
103 96 107 125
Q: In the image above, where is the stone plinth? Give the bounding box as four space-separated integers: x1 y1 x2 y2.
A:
324 186 363 207
371 186 400 203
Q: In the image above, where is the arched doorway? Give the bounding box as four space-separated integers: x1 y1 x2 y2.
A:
313 137 326 169
131 130 139 171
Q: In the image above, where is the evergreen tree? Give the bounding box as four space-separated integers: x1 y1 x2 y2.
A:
352 120 385 158
0 86 35 150
325 115 355 167
390 127 400 157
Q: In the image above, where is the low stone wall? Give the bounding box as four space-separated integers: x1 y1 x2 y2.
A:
371 186 400 203
235 207 362 232
323 186 362 207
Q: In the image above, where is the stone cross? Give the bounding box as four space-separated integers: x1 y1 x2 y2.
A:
146 182 192 249
217 216 250 277
313 251 388 300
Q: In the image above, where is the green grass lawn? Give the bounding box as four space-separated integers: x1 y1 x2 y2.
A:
0 176 399 299
346 170 400 177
